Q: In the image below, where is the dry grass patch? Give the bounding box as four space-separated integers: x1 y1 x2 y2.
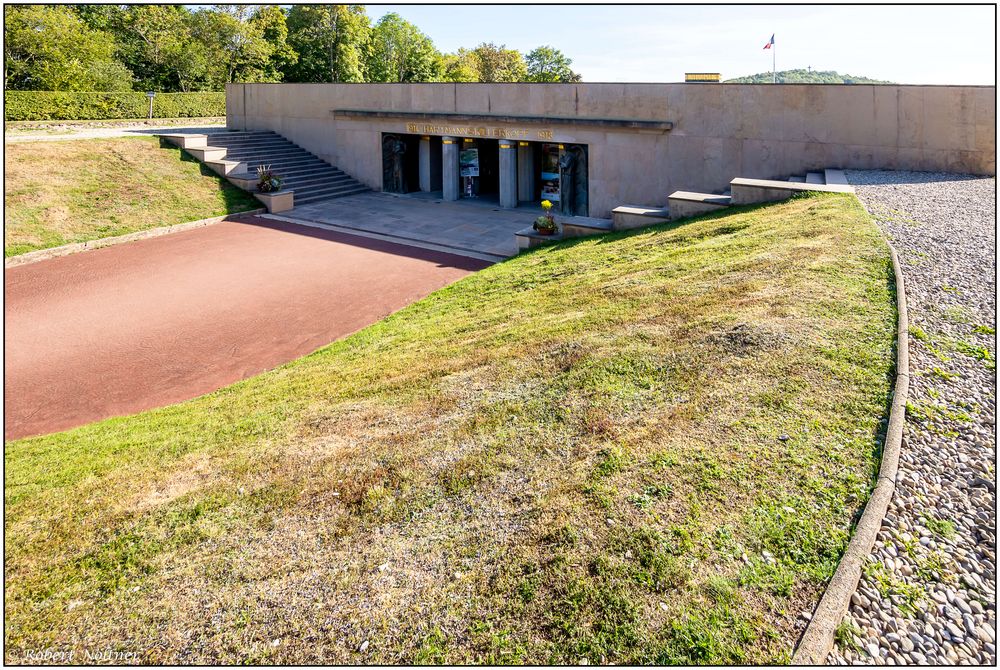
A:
3 136 257 256
4 194 895 664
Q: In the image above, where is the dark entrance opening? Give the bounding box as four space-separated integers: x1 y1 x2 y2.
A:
521 142 589 216
459 138 500 200
381 133 420 193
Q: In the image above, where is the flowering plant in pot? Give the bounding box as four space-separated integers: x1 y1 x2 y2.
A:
256 164 284 193
533 199 558 235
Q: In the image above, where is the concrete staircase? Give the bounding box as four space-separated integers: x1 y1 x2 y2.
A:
158 130 369 212
517 169 854 254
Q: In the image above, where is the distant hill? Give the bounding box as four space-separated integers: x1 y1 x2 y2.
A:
724 69 894 84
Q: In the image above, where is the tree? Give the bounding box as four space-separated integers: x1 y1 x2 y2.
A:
285 4 370 83
250 5 297 83
4 4 132 91
526 46 581 83
188 6 281 89
469 43 527 82
366 13 440 82
439 48 479 82
116 5 204 92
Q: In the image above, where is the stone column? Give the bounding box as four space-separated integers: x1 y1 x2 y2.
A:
418 136 432 192
517 141 535 203
498 139 517 208
442 136 459 201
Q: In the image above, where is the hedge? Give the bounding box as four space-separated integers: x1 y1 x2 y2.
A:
4 91 226 121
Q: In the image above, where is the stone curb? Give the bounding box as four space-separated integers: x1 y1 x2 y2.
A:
792 240 910 664
4 209 265 269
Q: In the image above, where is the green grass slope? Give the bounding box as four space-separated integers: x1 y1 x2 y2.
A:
3 136 258 257
4 194 896 664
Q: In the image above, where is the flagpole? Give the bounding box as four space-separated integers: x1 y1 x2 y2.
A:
772 38 776 83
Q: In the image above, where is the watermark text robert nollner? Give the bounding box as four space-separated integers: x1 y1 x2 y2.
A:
21 647 140 663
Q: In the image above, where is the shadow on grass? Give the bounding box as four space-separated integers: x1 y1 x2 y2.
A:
158 137 258 214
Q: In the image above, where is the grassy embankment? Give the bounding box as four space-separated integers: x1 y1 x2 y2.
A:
3 135 256 257
4 194 896 664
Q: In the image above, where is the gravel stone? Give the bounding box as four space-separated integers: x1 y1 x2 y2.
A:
827 171 996 666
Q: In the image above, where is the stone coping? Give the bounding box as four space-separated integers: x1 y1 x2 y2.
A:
612 205 671 217
668 191 732 205
332 109 673 132
792 239 910 663
514 226 564 240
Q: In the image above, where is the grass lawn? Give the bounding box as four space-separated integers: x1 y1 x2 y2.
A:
4 194 896 664
3 136 257 257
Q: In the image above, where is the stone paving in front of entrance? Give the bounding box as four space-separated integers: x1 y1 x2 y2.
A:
280 191 610 261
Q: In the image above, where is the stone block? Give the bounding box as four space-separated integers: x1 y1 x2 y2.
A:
185 146 227 162
254 190 294 213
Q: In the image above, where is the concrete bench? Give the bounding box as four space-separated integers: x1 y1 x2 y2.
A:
515 227 563 251
562 217 613 239
184 146 228 162
612 205 671 230
824 168 850 186
666 191 732 218
254 190 294 214
729 177 854 205
204 159 247 177
226 172 258 191
157 133 208 149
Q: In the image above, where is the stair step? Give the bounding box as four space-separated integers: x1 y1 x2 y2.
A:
561 218 614 238
729 177 854 205
666 191 731 219
805 172 825 184
172 127 370 211
824 168 850 186
225 150 317 161
211 140 296 150
612 204 671 230
668 191 731 206
296 187 370 204
283 176 356 189
296 182 367 197
239 159 330 172
268 164 344 175
788 175 806 183
185 146 228 161
515 227 563 251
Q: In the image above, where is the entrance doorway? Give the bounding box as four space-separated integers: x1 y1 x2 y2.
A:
385 133 589 217
458 138 499 200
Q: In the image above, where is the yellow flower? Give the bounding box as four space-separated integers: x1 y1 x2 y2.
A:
541 200 552 211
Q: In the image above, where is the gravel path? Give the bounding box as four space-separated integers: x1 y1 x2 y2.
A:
828 171 996 665
4 121 225 143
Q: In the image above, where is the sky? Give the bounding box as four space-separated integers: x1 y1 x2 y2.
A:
365 3 996 84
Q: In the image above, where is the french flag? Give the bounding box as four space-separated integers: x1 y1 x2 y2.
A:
763 34 775 49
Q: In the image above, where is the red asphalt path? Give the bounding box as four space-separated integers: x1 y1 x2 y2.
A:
4 216 489 441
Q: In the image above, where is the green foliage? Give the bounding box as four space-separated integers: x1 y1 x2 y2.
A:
4 91 225 121
4 5 132 91
366 13 441 83
6 4 585 90
923 516 956 539
526 46 581 83
439 48 480 82
725 68 894 84
469 42 528 82
284 4 371 83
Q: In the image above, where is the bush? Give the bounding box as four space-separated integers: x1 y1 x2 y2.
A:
4 91 226 121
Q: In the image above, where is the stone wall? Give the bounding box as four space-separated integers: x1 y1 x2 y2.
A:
226 83 996 218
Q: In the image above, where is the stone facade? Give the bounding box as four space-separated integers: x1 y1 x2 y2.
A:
226 83 996 219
